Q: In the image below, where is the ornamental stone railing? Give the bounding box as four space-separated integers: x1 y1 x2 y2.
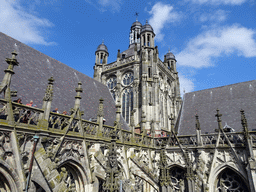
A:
103 56 135 71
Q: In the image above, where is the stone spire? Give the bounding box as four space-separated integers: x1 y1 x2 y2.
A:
0 51 19 96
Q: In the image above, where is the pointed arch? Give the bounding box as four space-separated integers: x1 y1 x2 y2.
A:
167 164 186 191
208 163 249 192
121 88 133 124
58 158 89 192
0 160 20 192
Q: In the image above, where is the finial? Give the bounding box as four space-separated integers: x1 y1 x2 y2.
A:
195 114 201 130
12 50 17 59
240 109 248 132
168 48 170 53
215 109 222 121
48 76 54 85
146 19 148 24
135 12 139 21
102 39 104 44
215 109 223 130
75 82 83 99
97 98 104 117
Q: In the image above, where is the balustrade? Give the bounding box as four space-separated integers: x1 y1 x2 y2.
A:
12 102 44 126
48 112 70 130
82 120 98 136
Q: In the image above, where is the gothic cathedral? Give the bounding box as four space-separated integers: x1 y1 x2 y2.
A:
93 20 182 135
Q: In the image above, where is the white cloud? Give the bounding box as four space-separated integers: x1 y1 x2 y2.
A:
188 0 246 5
199 10 227 23
179 74 195 96
176 25 256 68
148 2 181 41
0 0 54 45
86 0 122 12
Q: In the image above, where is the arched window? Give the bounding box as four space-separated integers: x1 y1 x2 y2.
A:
123 72 134 86
122 88 133 124
107 76 117 90
216 168 248 192
148 67 152 78
169 166 185 191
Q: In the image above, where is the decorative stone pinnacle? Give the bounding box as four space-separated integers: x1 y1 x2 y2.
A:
195 114 201 130
215 109 222 122
117 49 120 58
97 98 104 117
240 109 248 132
43 77 54 101
5 51 19 67
12 50 17 59
48 76 54 84
74 82 83 101
76 82 82 90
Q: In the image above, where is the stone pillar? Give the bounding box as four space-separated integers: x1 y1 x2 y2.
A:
164 91 168 129
241 110 256 191
154 77 160 135
195 114 202 146
0 51 19 125
39 77 54 129
97 98 104 137
73 82 83 110
135 30 137 43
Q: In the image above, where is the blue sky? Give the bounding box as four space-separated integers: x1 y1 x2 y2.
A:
1 0 256 95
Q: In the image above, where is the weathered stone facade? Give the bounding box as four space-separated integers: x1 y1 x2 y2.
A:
0 21 255 192
93 20 182 136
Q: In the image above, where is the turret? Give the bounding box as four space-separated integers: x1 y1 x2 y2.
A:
94 41 109 81
95 40 108 64
129 20 142 48
165 50 177 72
140 20 155 48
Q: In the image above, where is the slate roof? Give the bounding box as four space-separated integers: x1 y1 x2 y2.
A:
121 45 138 58
0 32 129 130
178 80 256 135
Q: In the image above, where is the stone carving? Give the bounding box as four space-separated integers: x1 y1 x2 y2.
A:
0 132 12 160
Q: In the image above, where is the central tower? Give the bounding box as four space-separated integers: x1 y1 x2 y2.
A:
93 20 182 136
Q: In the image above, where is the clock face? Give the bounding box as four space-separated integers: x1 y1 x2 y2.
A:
122 72 134 86
107 76 117 90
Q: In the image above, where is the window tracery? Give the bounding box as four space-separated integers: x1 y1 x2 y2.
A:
122 88 133 124
122 72 134 86
107 76 117 90
216 168 248 192
169 167 185 191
